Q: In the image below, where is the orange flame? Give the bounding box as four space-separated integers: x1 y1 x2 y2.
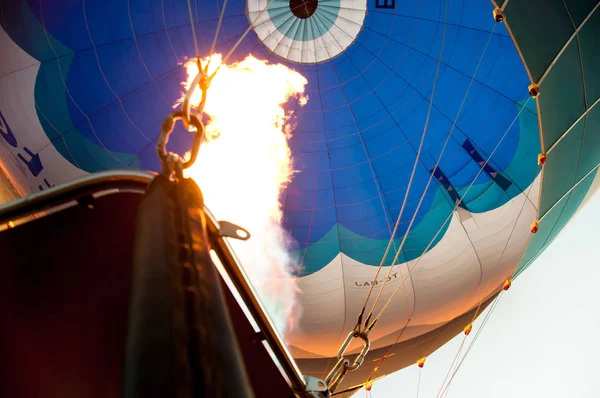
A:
181 54 308 337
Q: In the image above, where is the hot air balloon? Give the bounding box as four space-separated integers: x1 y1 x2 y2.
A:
1 0 599 395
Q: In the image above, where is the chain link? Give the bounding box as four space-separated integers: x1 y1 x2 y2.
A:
157 111 205 174
158 60 212 396
158 61 214 177
324 327 371 394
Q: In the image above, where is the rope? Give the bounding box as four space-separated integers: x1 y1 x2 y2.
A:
186 0 201 60
468 182 536 326
432 188 535 398
218 0 278 69
207 0 229 71
359 92 534 390
437 201 537 396
363 21 500 328
416 367 422 398
435 335 467 398
367 97 532 329
357 0 452 329
438 293 503 397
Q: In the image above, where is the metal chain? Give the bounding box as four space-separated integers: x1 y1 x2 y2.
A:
157 62 213 178
157 56 213 397
324 326 371 394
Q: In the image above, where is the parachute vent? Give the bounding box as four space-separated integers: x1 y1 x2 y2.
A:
290 0 318 19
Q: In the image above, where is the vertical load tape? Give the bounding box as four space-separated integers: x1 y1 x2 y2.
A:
124 175 252 398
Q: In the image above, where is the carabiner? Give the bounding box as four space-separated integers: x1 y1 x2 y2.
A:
157 110 204 172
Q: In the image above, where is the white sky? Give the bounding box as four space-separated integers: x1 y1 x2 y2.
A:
371 191 600 397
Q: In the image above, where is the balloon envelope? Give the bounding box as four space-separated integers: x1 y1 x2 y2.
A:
1 0 599 391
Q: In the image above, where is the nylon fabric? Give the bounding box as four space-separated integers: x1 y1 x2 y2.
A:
1 0 600 392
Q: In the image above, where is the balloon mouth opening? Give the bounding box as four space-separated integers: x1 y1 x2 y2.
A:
290 0 318 19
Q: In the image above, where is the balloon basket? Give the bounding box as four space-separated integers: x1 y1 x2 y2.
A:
0 170 329 398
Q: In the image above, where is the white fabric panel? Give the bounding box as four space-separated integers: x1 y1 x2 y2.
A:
289 175 542 357
0 27 86 195
288 252 347 356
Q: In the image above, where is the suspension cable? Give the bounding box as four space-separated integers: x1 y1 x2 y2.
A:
416 366 422 398
186 0 201 60
356 0 451 329
367 96 532 330
439 236 532 397
434 335 467 398
337 4 505 388
337 0 453 379
212 0 277 73
437 201 537 397
363 22 501 329
207 0 229 72
438 293 503 397
187 0 275 117
430 181 535 398
467 182 536 326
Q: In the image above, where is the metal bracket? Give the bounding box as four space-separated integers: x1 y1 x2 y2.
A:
302 375 330 398
217 220 251 241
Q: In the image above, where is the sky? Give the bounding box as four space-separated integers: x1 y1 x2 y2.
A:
371 191 600 398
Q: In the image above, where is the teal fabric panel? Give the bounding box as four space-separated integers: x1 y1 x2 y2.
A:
504 0 574 81
579 6 600 106
578 103 600 179
538 40 586 152
517 169 596 276
563 0 599 27
539 116 585 217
